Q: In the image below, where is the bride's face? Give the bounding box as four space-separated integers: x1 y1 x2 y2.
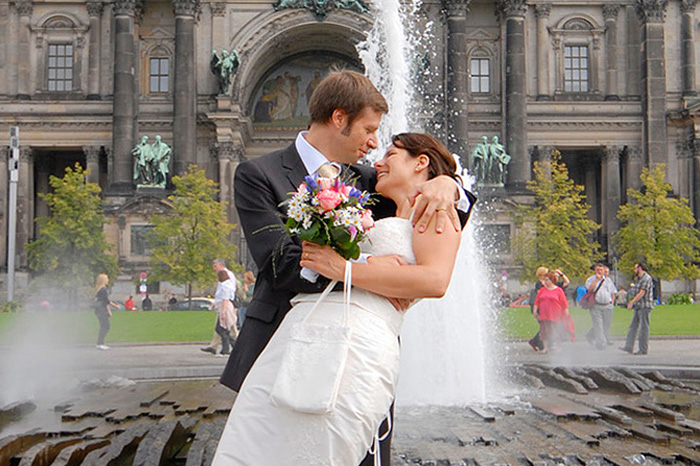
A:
374 144 427 198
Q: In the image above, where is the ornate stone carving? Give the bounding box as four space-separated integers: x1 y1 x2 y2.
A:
602 145 622 163
602 4 620 20
210 2 226 16
86 1 104 17
113 0 137 16
214 141 245 162
15 0 33 17
534 4 551 18
274 0 369 21
681 0 699 13
635 0 668 23
442 0 471 17
172 0 201 17
626 145 643 162
83 146 101 163
497 0 527 19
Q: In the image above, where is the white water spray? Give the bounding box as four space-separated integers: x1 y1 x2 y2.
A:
358 0 497 405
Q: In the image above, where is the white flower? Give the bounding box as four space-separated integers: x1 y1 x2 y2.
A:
302 214 313 230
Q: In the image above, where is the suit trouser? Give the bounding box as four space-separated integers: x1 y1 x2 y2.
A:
624 307 651 353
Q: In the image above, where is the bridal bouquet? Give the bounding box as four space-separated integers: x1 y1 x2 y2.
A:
283 174 375 262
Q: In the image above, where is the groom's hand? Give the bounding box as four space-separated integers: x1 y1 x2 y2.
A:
411 176 461 234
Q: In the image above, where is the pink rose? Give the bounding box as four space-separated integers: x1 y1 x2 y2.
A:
316 189 342 212
318 178 333 190
340 184 353 197
360 211 375 230
348 225 358 241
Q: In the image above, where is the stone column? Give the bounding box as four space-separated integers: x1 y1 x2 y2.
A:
681 0 697 96
34 153 50 234
692 140 700 228
172 0 201 176
210 1 226 48
0 0 9 95
111 0 137 189
86 1 103 99
603 146 622 255
17 147 33 267
83 146 101 185
603 4 621 100
636 0 668 166
499 0 529 189
534 4 551 100
537 145 555 178
0 149 8 267
16 0 32 99
584 162 599 224
442 0 471 163
626 145 643 192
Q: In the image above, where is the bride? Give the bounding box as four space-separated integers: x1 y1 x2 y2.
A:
212 133 463 466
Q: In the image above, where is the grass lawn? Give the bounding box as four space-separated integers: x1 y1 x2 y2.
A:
499 304 700 339
2 304 699 344
0 310 218 345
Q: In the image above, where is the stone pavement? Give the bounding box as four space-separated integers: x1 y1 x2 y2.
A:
2 336 696 383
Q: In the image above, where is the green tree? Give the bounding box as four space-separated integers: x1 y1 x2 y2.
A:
26 163 118 299
614 164 700 282
149 165 239 299
513 150 602 281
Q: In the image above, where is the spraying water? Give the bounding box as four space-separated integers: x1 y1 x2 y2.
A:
358 0 497 405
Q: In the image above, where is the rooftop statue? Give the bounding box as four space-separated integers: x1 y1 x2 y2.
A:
470 135 511 186
132 135 171 188
210 49 240 95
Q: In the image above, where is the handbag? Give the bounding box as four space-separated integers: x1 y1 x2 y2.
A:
580 279 605 310
269 262 353 414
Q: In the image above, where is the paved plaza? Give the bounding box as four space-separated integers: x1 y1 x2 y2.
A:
2 337 700 465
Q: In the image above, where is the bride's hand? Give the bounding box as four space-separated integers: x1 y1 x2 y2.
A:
411 176 461 234
300 242 346 281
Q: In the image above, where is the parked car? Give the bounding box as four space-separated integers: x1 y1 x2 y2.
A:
508 295 531 308
167 297 215 311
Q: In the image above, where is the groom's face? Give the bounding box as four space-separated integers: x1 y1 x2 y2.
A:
334 106 382 165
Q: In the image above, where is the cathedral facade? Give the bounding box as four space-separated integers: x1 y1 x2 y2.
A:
1 0 699 296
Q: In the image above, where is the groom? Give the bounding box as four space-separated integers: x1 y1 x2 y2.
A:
220 70 473 465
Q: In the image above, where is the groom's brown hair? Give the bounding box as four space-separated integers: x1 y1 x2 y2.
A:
308 70 388 127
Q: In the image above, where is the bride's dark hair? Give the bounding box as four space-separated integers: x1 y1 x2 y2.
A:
391 133 460 183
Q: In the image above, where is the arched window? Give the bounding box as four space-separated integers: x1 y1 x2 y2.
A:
139 30 174 97
551 15 604 98
32 14 87 94
466 42 498 98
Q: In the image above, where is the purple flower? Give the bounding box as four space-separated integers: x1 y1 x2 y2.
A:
304 175 318 191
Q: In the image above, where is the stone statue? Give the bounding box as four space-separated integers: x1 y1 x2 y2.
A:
132 135 171 188
470 135 511 186
210 49 240 95
150 135 171 188
133 136 153 185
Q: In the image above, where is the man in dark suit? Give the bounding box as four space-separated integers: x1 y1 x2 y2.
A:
220 70 472 465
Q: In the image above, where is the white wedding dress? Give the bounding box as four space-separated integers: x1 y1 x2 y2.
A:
212 217 415 466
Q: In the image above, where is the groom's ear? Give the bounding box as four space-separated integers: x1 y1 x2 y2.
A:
330 109 348 130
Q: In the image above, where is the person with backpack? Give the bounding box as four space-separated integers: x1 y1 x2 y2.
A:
620 262 654 355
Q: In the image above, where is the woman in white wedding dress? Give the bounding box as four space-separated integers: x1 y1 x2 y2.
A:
212 133 462 466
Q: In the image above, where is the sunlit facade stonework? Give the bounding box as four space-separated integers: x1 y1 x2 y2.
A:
1 0 699 295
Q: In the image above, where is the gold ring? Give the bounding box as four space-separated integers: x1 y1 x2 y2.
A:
304 253 309 260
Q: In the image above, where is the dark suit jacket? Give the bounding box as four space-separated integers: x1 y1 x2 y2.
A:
220 143 396 390
220 143 475 391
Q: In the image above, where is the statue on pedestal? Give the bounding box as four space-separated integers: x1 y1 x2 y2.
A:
210 49 240 95
470 135 511 186
132 135 172 188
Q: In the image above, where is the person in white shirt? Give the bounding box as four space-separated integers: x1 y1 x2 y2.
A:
201 259 237 355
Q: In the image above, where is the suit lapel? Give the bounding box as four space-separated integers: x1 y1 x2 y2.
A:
282 145 309 191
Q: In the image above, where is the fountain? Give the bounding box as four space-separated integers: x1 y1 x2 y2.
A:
358 0 498 406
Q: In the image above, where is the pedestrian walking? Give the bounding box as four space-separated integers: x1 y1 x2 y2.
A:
620 262 654 355
584 263 617 350
93 273 120 350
